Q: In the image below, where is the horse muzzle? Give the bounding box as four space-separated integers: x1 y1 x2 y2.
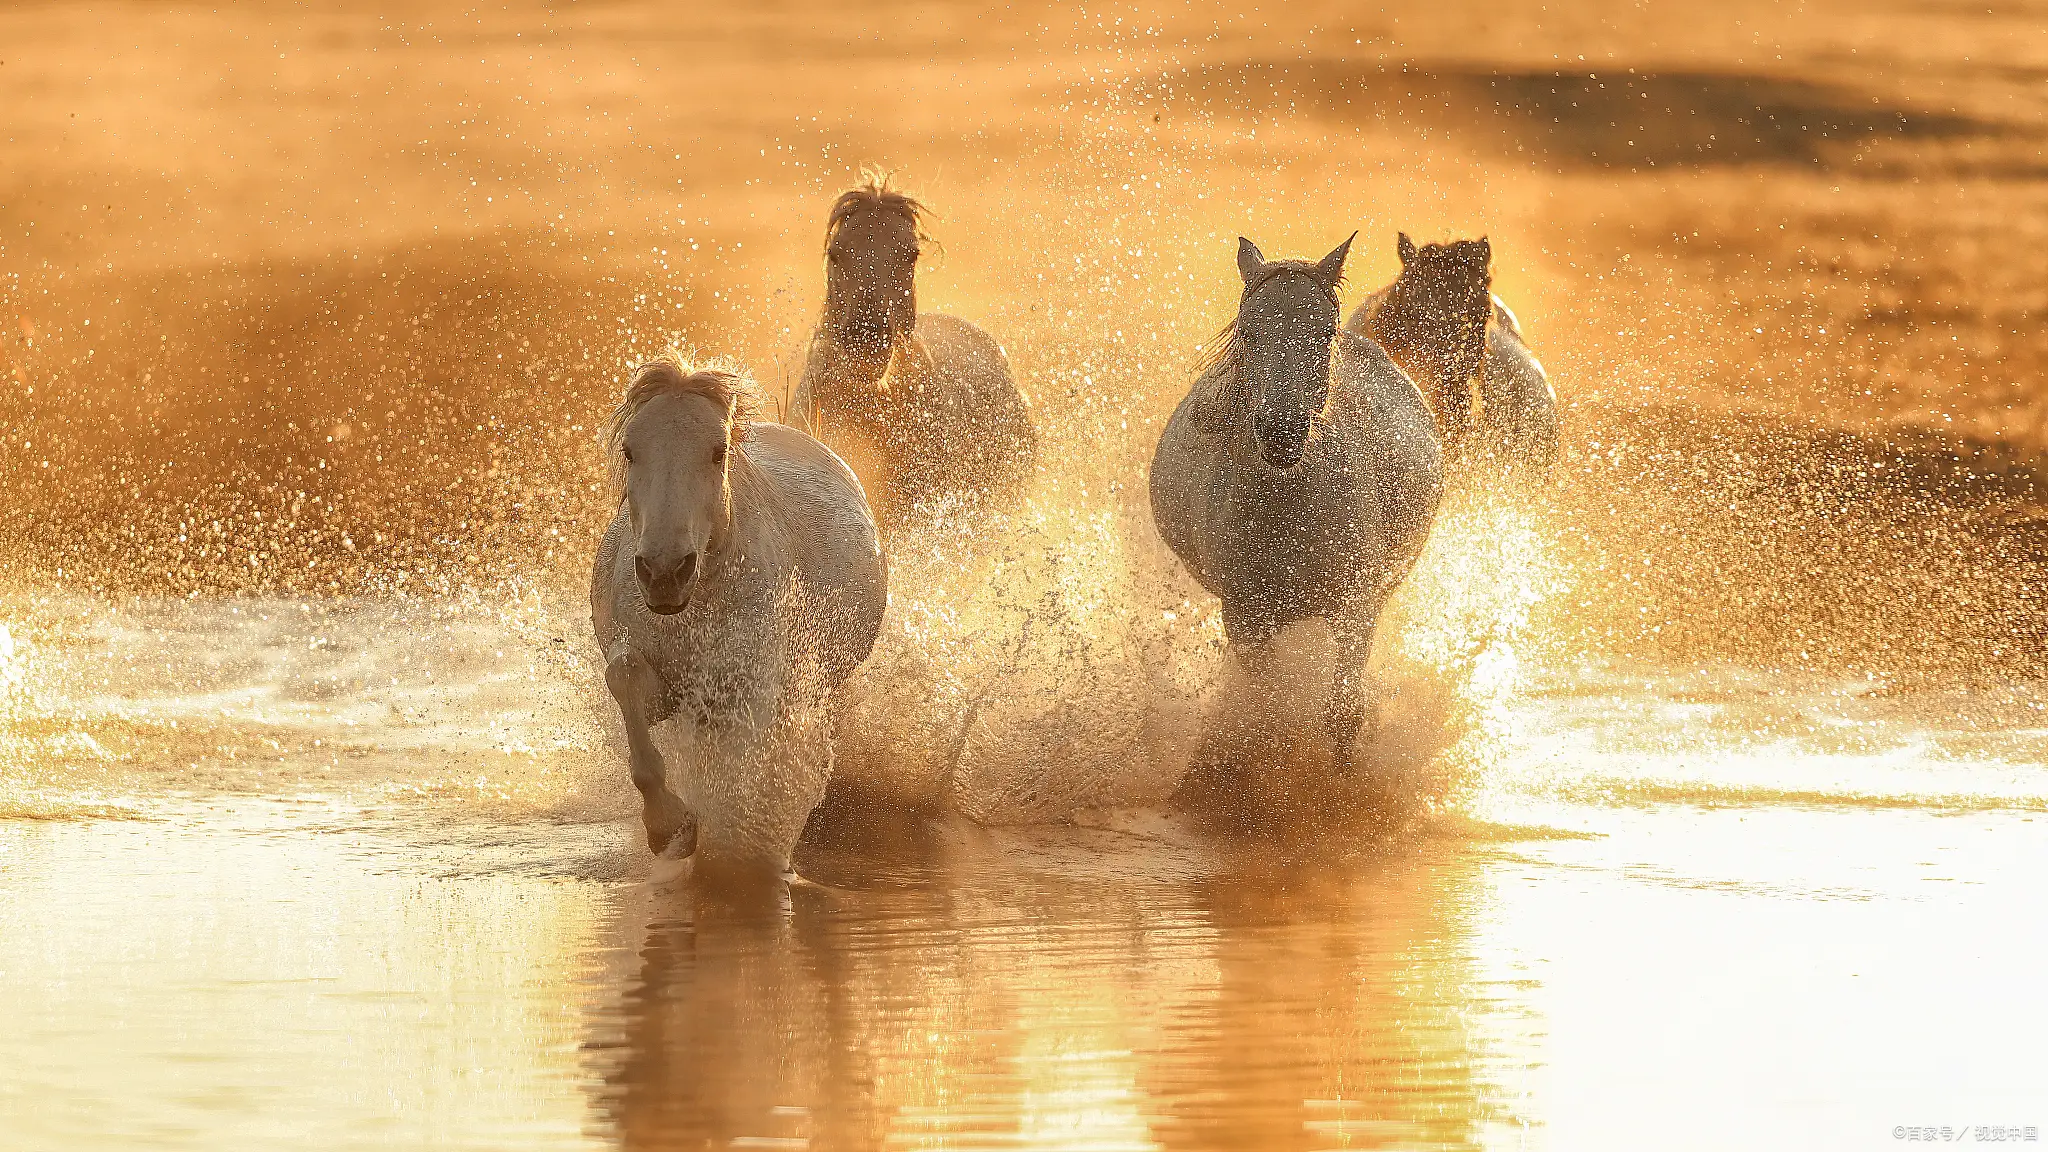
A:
1260 443 1307 471
1254 418 1311 471
636 552 700 616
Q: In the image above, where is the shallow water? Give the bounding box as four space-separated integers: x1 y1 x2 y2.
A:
3 597 2044 1151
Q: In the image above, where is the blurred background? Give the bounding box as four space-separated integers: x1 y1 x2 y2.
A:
0 0 2039 675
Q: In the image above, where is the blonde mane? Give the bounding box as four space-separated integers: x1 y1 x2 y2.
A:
606 355 765 486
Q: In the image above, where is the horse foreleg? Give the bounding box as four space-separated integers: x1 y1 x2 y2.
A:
1185 615 1278 788
1327 617 1383 777
605 647 698 857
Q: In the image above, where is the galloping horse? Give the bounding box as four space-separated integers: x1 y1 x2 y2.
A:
593 358 887 884
1345 233 1558 473
1151 235 1444 777
787 177 1037 527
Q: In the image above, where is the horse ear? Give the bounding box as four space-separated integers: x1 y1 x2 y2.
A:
1397 232 1417 265
1475 236 1492 265
1237 236 1267 284
1313 232 1356 290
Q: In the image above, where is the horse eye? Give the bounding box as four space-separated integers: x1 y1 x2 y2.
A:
713 443 728 464
621 445 634 463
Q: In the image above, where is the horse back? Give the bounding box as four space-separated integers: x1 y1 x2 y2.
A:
906 312 1038 475
1489 294 1524 341
1342 282 1395 341
1479 309 1560 472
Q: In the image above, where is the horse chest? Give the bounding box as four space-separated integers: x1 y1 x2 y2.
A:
639 605 784 728
1193 448 1389 608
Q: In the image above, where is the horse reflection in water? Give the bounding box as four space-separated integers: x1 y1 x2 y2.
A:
583 826 1507 1150
592 358 887 887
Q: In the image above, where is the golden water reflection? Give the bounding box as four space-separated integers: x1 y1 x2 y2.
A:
586 828 1522 1151
0 802 606 1150
6 792 2048 1149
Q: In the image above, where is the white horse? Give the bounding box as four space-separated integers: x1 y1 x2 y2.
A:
592 358 887 884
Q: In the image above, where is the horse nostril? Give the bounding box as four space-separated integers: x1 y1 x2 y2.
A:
634 555 654 587
676 552 698 586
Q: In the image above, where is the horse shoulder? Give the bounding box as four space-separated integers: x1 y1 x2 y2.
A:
1335 331 1428 420
909 314 1027 411
1335 332 1445 503
1478 317 1560 469
796 330 888 420
737 424 887 670
1148 365 1241 575
589 508 633 654
1179 357 1246 436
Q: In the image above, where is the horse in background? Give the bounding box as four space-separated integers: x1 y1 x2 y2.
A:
1345 233 1559 475
592 358 887 887
787 176 1037 528
1150 234 1444 783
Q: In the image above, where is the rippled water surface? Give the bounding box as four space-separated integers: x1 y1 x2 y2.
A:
4 600 2043 1151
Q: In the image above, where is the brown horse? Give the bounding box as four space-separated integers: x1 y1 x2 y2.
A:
787 177 1037 527
1345 233 1559 473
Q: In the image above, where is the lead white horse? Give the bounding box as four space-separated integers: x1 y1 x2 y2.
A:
592 358 887 884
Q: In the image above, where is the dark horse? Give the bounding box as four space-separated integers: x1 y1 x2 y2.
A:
1151 235 1444 778
788 177 1037 527
1345 233 1558 474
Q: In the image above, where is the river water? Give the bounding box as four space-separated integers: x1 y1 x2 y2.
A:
3 544 2043 1150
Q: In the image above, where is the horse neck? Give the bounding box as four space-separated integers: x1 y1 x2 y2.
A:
1377 277 1469 385
799 322 927 404
1372 279 1428 354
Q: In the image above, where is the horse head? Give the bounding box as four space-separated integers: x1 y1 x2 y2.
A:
1234 233 1354 470
1394 232 1493 400
821 178 929 357
610 362 752 614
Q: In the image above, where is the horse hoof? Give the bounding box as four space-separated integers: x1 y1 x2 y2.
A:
643 793 698 858
648 818 698 860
